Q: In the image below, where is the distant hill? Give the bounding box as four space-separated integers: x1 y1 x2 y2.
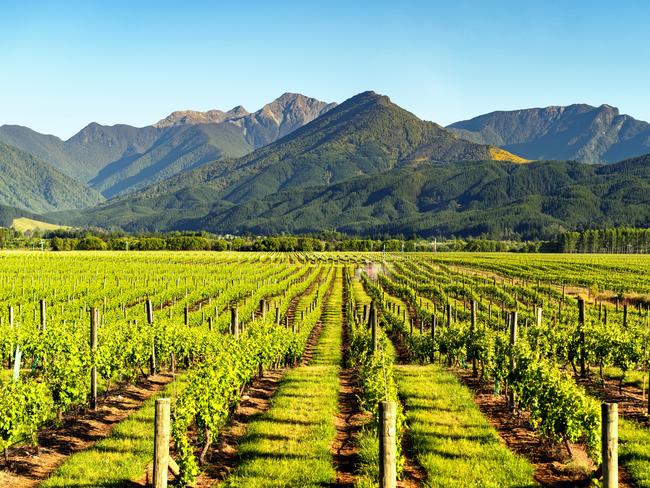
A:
448 104 650 163
53 154 650 240
0 204 39 228
0 93 335 197
0 142 104 213
200 153 650 239
49 91 525 233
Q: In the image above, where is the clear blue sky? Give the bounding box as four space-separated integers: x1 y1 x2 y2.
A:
1 0 649 138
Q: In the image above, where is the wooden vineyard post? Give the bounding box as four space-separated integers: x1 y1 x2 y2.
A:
153 398 171 488
508 311 518 409
231 307 239 338
536 307 543 328
12 345 21 381
183 305 189 326
275 307 280 326
371 302 378 353
430 315 436 363
647 373 650 415
146 299 154 324
146 299 156 375
90 307 98 410
208 317 213 332
259 299 266 321
379 401 397 488
363 304 368 326
40 299 46 331
578 298 586 378
8 305 18 378
602 403 618 488
623 303 628 328
446 303 451 326
40 299 48 369
599 302 602 322
470 300 477 376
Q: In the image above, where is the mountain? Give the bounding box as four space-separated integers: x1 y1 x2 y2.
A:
230 93 337 147
153 93 336 147
0 93 335 197
50 91 525 232
195 154 650 238
448 104 650 163
153 106 250 128
52 154 650 240
88 122 253 197
125 91 525 202
0 142 104 213
0 125 73 175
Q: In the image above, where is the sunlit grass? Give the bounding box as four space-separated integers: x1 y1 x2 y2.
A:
619 417 650 487
11 217 71 232
395 365 537 488
603 366 647 390
222 271 342 487
41 377 186 487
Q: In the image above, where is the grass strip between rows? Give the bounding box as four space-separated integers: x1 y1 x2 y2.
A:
42 376 187 487
395 364 536 488
222 268 343 487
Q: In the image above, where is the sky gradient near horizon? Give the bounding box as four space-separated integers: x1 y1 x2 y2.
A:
2 0 649 138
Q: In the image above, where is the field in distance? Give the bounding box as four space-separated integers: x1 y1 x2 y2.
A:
11 217 71 233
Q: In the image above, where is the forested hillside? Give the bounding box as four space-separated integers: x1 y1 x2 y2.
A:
0 142 104 213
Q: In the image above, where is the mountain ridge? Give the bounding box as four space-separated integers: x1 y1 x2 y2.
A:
50 154 650 240
0 141 104 213
110 90 523 204
0 93 336 197
48 91 527 233
6 91 650 240
448 103 650 163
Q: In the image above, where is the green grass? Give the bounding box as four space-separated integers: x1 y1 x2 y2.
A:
11 217 71 232
355 428 382 488
619 417 650 487
0 369 12 384
41 377 186 487
223 270 342 487
395 365 537 488
592 364 650 486
351 275 371 315
592 369 650 486
603 366 647 390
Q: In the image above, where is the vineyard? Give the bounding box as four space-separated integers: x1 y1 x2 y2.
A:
1 251 650 487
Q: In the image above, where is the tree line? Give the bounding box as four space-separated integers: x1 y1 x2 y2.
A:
555 228 650 253
5 225 650 253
